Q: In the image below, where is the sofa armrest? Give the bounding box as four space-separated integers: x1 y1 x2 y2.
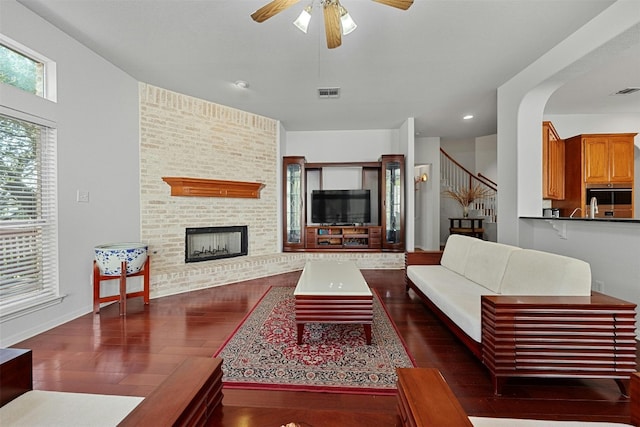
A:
118 357 223 427
482 292 637 396
405 251 443 266
398 368 640 426
405 251 445 295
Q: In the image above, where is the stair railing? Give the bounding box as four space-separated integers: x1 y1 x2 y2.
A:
440 148 497 222
477 173 497 187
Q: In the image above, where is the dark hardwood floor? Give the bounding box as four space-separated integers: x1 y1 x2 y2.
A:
12 269 634 426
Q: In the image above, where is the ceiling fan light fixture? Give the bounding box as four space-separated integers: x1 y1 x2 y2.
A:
339 6 357 35
293 5 313 33
252 0 412 48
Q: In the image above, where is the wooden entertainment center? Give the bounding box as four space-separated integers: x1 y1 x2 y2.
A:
282 155 405 252
306 226 382 250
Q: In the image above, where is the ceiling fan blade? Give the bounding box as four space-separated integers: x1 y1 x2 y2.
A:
323 1 342 49
251 0 300 23
371 0 414 10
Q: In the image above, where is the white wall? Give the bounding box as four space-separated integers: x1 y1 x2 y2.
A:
475 134 498 184
400 118 415 251
441 138 475 172
441 135 498 182
285 129 400 162
277 123 285 251
1 0 140 347
415 137 441 250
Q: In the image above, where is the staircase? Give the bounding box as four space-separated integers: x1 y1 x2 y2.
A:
440 148 497 223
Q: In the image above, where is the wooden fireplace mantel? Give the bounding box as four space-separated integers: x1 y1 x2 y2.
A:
162 177 265 198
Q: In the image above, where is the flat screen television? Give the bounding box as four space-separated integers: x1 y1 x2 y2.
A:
311 189 371 224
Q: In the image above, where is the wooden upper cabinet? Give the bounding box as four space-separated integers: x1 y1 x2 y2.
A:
583 137 609 183
582 134 636 184
542 121 565 200
609 136 635 182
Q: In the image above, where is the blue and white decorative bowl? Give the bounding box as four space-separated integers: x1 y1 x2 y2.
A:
94 242 148 276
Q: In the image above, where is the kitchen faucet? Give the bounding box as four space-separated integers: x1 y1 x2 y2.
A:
569 207 581 218
590 197 598 218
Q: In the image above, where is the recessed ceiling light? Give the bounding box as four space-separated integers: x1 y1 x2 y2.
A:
234 80 249 89
463 114 474 120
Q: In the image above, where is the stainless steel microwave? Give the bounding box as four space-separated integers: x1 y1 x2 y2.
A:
585 184 633 218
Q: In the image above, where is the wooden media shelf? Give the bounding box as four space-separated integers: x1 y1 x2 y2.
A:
305 226 382 250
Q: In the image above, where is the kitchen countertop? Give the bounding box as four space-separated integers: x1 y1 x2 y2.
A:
520 216 640 224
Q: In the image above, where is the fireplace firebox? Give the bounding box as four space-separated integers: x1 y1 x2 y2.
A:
185 226 248 263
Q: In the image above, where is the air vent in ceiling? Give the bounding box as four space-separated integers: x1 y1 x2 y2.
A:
611 87 640 95
318 87 340 98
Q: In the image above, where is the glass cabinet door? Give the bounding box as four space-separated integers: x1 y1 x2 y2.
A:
283 157 305 250
381 155 404 251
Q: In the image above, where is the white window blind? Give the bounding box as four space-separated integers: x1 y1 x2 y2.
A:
0 113 59 318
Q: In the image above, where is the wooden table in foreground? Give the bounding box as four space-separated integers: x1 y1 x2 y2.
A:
396 368 472 427
0 348 32 407
294 261 373 345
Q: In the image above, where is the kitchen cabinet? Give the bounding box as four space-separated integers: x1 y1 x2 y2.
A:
583 135 635 183
542 121 564 200
552 132 636 218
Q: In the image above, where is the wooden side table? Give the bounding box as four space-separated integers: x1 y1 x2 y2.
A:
449 217 484 239
0 348 32 407
93 257 150 315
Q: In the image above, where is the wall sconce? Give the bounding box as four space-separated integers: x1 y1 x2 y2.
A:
414 164 431 190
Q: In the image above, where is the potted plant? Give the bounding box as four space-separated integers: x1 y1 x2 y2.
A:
443 184 493 217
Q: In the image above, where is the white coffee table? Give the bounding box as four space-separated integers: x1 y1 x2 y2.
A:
294 261 373 345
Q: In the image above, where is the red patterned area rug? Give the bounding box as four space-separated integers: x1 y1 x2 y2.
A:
213 286 416 395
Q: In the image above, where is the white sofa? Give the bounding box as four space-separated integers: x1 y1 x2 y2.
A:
405 235 637 395
407 234 592 344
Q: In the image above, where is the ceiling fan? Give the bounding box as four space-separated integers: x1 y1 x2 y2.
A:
251 0 414 49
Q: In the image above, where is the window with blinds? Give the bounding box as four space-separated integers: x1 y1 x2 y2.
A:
0 114 59 318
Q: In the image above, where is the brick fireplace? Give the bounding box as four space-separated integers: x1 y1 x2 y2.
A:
139 84 402 299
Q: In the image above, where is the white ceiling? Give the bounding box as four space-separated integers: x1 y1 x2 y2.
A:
16 0 640 139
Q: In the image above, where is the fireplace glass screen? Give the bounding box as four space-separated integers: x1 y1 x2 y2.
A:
185 226 248 263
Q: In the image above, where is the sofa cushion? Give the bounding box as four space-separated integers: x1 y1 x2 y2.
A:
407 265 498 343
463 240 520 293
440 234 476 276
499 249 592 296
